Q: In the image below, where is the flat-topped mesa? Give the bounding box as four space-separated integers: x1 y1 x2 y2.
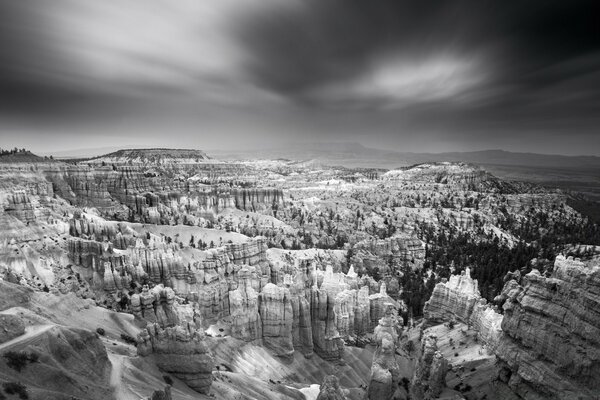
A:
382 162 515 193
496 255 600 400
423 267 480 324
137 321 214 395
88 148 211 165
410 335 449 400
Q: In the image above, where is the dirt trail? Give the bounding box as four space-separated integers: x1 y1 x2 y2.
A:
0 324 54 351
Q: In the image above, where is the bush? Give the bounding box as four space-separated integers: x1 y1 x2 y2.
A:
96 327 106 336
27 352 39 363
163 375 173 385
120 333 137 345
3 352 29 372
3 382 28 399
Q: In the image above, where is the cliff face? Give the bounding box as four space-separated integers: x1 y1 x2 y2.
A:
66 211 405 363
138 322 214 394
423 268 481 324
423 256 600 400
497 255 600 400
353 236 426 271
47 164 284 222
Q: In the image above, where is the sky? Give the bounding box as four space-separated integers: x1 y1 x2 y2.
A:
0 0 599 155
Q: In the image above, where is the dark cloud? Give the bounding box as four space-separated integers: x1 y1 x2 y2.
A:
0 0 598 154
235 0 600 111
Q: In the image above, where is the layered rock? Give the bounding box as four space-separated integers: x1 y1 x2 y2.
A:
259 283 294 356
310 287 344 360
496 255 600 400
229 267 262 341
423 268 480 324
4 191 36 223
137 321 214 394
353 235 426 270
410 335 448 400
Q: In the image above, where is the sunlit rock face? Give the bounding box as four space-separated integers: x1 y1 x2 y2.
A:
496 255 600 400
229 267 263 342
51 163 284 222
410 335 448 400
259 282 294 356
423 267 480 324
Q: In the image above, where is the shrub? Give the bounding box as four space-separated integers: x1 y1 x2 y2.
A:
27 352 39 363
163 375 173 385
3 352 29 372
120 333 137 345
3 382 28 399
96 327 106 336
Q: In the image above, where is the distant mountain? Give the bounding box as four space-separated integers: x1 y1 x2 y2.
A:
211 143 600 169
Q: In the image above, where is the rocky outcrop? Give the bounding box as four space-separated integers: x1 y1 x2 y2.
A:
229 267 262 341
259 283 294 356
424 256 600 400
369 282 404 329
4 191 36 223
496 255 600 400
137 321 214 394
410 335 448 400
310 287 344 361
368 303 403 400
423 268 480 324
317 375 347 400
353 235 426 271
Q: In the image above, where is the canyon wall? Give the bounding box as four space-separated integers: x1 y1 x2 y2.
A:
423 256 600 400
496 255 600 400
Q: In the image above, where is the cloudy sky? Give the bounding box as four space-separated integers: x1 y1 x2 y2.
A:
0 0 599 155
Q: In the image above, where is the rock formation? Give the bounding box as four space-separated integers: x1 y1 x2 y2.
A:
423 267 481 324
410 335 448 400
229 267 262 341
259 282 294 356
317 375 347 400
137 321 214 394
424 255 600 400
368 303 404 400
495 255 600 400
